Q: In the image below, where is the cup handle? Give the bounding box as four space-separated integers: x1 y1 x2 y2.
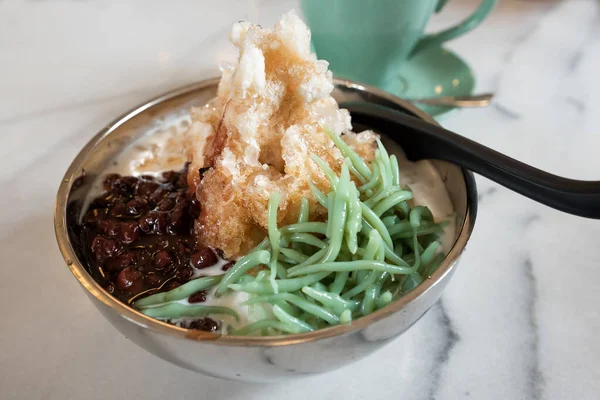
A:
410 0 497 57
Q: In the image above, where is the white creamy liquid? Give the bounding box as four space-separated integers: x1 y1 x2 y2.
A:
85 123 458 331
383 139 457 255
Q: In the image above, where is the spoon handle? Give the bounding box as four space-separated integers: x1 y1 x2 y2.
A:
343 102 600 219
409 93 494 107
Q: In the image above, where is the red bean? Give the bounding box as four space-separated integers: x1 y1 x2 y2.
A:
149 187 168 204
157 198 174 211
177 240 191 255
144 273 161 287
105 282 115 294
221 262 234 272
169 206 186 232
162 170 178 183
172 191 187 205
165 281 182 291
116 266 144 293
215 248 226 260
91 236 119 262
83 209 104 227
120 221 140 243
176 174 187 188
105 251 136 272
112 176 138 196
153 250 172 269
188 318 219 332
138 214 154 233
135 181 159 198
190 199 201 219
127 197 149 215
98 219 120 237
188 290 207 303
176 266 193 280
109 202 127 217
190 248 218 269
103 173 121 191
155 214 168 234
90 196 111 209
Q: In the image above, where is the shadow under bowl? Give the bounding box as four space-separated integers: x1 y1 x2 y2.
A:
54 77 477 382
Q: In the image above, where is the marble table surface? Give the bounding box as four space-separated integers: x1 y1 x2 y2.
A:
1 0 599 399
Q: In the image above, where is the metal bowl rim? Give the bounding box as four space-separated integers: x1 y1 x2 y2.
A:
54 77 477 346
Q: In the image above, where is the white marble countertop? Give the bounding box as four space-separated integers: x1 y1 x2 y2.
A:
1 0 600 399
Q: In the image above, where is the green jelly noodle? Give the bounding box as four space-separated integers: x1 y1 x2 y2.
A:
134 127 449 335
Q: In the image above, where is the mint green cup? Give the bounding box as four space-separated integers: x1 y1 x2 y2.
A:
300 0 496 88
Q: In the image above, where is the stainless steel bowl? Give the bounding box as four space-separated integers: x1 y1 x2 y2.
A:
54 77 477 382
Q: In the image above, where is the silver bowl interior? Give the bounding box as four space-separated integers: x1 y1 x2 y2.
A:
55 78 477 381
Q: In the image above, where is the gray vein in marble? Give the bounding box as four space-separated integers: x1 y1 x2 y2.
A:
523 257 544 400
565 13 599 73
0 22 229 126
492 1 564 83
493 103 521 120
0 117 98 186
491 0 565 91
567 50 583 72
495 0 598 104
565 96 586 113
429 300 459 400
522 213 541 228
0 86 154 126
477 186 498 202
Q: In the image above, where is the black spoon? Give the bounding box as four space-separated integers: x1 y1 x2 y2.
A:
341 102 600 219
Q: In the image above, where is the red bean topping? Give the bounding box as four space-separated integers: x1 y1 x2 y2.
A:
82 168 221 314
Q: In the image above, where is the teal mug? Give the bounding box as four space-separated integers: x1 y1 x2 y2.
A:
300 0 496 87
